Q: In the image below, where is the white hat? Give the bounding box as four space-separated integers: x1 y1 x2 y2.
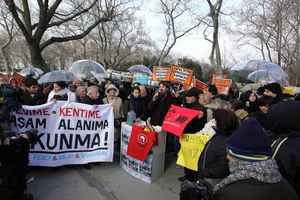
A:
105 84 119 96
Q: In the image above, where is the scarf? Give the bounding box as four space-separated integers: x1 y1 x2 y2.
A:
213 159 282 193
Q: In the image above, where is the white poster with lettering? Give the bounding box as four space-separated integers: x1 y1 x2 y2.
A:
10 101 114 167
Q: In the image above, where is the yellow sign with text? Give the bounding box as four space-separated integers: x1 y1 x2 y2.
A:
177 134 211 171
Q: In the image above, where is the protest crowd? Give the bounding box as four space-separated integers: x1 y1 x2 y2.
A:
0 63 300 200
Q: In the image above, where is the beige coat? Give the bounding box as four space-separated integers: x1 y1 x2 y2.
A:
103 96 124 119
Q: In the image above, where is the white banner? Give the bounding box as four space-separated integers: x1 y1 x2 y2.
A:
120 123 154 183
11 101 114 167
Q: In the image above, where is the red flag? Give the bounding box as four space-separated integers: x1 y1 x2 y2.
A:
162 105 201 137
127 124 157 161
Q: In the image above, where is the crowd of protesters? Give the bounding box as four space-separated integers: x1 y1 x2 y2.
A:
1 73 300 200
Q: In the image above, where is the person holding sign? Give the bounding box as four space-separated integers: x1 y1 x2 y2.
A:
148 81 180 126
179 87 207 182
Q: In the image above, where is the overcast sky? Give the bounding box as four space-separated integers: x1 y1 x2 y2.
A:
137 0 259 66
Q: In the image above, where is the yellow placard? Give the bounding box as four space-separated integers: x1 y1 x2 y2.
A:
176 134 210 171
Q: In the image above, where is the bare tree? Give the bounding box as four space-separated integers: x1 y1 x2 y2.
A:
0 2 15 73
203 0 223 69
156 0 205 65
233 0 300 84
3 0 127 71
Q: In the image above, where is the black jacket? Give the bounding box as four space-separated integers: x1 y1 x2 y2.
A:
198 131 230 179
82 96 103 105
249 111 271 130
128 96 147 120
273 133 300 197
20 90 46 106
213 178 299 200
183 102 207 133
148 91 179 126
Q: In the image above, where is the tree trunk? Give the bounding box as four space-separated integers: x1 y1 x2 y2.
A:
29 43 49 72
1 48 12 73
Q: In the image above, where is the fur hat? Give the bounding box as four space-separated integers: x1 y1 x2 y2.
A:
105 84 119 96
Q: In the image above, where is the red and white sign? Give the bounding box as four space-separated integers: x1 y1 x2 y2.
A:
127 125 157 161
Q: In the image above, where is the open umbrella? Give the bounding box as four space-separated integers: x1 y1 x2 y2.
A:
69 60 106 80
128 65 152 75
19 67 44 78
38 70 77 84
247 63 289 85
231 60 272 72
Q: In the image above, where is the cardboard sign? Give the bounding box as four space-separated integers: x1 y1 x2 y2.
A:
12 73 25 86
169 66 194 87
195 79 208 91
162 105 201 137
214 78 232 95
177 134 210 171
152 66 172 81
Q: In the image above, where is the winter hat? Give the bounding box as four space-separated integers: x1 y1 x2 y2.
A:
185 87 200 99
264 82 282 96
227 118 272 161
267 101 300 134
24 77 38 87
105 84 119 96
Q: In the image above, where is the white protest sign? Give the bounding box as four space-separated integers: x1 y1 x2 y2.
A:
11 101 114 167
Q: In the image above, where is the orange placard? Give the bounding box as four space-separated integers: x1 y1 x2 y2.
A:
194 79 208 91
214 78 232 95
12 73 25 86
169 66 194 87
152 66 172 81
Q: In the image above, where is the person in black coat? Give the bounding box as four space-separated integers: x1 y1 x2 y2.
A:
20 77 46 105
213 118 299 200
82 85 103 105
183 87 207 134
179 87 207 182
148 81 179 126
263 82 283 105
197 109 239 185
239 90 259 114
268 101 300 197
249 95 274 130
128 86 147 120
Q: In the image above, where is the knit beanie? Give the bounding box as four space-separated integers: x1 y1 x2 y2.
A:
227 118 272 161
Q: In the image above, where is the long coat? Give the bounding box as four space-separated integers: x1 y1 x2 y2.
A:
213 178 299 200
148 91 179 126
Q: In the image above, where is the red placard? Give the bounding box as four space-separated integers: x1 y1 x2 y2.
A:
162 105 201 137
127 124 157 161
